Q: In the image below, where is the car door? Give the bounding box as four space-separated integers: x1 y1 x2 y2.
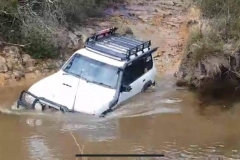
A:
118 58 146 103
138 54 156 88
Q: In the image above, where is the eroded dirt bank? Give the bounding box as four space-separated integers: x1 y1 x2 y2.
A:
175 0 240 97
0 0 194 86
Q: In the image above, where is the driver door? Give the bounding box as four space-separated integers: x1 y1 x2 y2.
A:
118 58 146 104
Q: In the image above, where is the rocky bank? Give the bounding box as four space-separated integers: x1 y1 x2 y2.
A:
0 46 63 86
0 0 195 86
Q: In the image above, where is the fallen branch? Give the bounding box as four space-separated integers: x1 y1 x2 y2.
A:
0 10 11 15
1 41 31 47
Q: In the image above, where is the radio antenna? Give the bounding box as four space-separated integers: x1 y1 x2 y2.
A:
72 69 83 111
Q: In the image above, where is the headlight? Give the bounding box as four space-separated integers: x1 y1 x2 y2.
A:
25 94 35 104
35 102 43 111
24 94 43 110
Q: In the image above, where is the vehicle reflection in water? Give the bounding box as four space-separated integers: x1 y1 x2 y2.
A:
1 75 240 159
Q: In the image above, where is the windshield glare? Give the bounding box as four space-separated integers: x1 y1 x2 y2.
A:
63 54 120 89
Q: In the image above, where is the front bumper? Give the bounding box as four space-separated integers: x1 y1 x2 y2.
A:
17 90 70 112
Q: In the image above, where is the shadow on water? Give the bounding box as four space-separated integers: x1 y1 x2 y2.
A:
194 80 240 116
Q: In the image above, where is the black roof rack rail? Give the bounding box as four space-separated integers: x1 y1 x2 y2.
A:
84 27 152 61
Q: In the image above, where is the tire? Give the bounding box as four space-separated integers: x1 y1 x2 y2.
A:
141 81 153 92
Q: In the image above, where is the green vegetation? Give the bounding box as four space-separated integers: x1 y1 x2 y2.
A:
0 0 119 58
177 0 240 89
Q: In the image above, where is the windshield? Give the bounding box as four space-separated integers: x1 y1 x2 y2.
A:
63 54 120 89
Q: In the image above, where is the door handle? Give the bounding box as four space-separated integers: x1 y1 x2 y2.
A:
143 79 145 82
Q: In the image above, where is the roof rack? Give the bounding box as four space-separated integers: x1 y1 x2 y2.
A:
84 27 152 61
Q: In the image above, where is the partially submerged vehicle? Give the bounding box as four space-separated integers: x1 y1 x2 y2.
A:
17 27 158 117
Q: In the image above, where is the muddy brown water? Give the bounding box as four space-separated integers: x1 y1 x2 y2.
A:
0 75 240 160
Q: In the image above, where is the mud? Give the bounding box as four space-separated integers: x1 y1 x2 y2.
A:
104 0 192 75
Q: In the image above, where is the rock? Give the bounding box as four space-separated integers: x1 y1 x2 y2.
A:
4 74 11 80
223 44 234 52
98 22 112 28
35 70 41 75
42 69 50 74
0 73 11 80
50 70 57 74
55 61 63 68
159 1 175 6
74 28 94 44
2 46 25 72
25 67 35 73
0 73 6 86
0 56 7 73
13 70 24 81
25 73 36 79
174 71 184 78
0 56 6 63
6 61 13 70
187 20 199 27
0 64 8 73
138 15 150 22
13 63 24 71
3 46 20 58
22 54 31 62
25 59 36 68
117 26 133 35
2 47 10 55
124 27 133 35
68 31 80 48
176 79 188 87
42 62 48 68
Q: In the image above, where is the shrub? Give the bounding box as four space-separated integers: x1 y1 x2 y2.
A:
0 0 118 58
178 0 240 88
22 28 58 59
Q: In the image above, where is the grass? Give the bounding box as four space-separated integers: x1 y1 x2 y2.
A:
177 0 240 89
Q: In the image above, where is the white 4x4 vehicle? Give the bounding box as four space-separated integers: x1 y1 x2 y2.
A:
17 27 158 117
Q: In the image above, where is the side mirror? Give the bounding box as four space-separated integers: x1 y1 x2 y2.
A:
120 85 132 92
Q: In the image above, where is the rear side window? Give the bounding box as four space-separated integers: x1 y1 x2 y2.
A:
122 54 153 85
143 55 153 71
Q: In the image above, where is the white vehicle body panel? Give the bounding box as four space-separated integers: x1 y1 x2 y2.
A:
24 43 157 116
117 55 157 104
28 70 116 116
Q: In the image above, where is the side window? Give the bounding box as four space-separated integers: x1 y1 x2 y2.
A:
122 59 145 85
143 54 153 71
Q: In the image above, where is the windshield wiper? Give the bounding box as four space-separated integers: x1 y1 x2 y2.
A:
63 72 113 88
89 81 113 89
64 72 93 83
62 72 80 78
